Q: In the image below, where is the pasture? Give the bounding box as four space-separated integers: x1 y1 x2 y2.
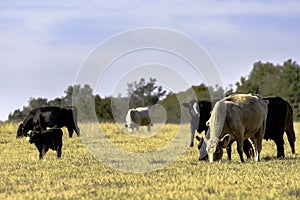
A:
1 122 300 199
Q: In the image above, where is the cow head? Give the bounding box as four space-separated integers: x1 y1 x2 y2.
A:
182 100 200 118
16 123 25 138
196 135 208 160
125 123 137 133
207 135 230 163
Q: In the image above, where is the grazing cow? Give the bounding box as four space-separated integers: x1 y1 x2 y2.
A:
16 106 80 138
205 94 268 162
28 128 63 159
184 96 296 159
125 107 152 132
220 97 296 159
196 134 254 161
183 100 254 160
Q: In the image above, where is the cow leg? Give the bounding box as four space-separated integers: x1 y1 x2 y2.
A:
255 141 262 162
36 145 44 159
286 129 295 154
44 147 49 158
226 140 234 161
147 124 151 132
39 151 44 159
39 148 47 159
68 127 74 138
243 139 254 159
236 139 244 163
274 138 285 158
190 125 196 147
254 133 264 162
57 146 62 158
75 126 81 137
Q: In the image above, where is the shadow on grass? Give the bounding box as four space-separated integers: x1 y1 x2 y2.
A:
261 155 299 161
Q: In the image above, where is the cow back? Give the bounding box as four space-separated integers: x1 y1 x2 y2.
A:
130 110 151 126
42 128 63 150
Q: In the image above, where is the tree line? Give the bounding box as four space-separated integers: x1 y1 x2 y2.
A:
8 59 300 123
234 59 300 121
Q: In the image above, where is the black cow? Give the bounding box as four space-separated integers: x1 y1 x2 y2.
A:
184 96 296 159
262 97 296 158
17 106 80 138
29 128 63 159
182 100 211 147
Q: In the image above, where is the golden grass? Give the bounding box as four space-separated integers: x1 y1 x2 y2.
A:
0 122 300 199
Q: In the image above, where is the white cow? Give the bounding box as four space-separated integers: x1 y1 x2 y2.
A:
125 107 152 133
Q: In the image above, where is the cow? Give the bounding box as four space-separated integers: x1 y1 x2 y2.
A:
125 107 152 132
183 100 254 160
16 106 80 138
184 96 296 159
196 134 254 161
262 97 296 158
182 100 211 147
28 128 63 159
205 94 268 162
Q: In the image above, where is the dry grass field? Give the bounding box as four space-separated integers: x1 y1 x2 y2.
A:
0 122 300 199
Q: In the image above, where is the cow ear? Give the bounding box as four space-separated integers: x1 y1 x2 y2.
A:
220 135 230 148
206 119 210 127
182 102 189 108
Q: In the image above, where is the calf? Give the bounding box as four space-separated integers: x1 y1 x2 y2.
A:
29 128 63 159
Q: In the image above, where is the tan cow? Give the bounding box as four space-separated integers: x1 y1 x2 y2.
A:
206 94 268 162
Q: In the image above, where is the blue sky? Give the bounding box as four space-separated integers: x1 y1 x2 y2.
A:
0 0 300 121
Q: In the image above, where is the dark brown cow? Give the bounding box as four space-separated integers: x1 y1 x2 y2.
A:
17 106 80 138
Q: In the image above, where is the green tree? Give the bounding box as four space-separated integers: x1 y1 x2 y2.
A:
277 59 300 99
95 95 113 122
71 84 96 121
127 78 167 108
235 61 281 95
235 59 300 120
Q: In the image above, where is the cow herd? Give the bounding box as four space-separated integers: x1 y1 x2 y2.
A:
16 106 80 159
183 94 296 162
16 94 296 162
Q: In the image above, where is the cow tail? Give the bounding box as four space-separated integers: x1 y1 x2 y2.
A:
285 101 296 143
209 100 226 141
